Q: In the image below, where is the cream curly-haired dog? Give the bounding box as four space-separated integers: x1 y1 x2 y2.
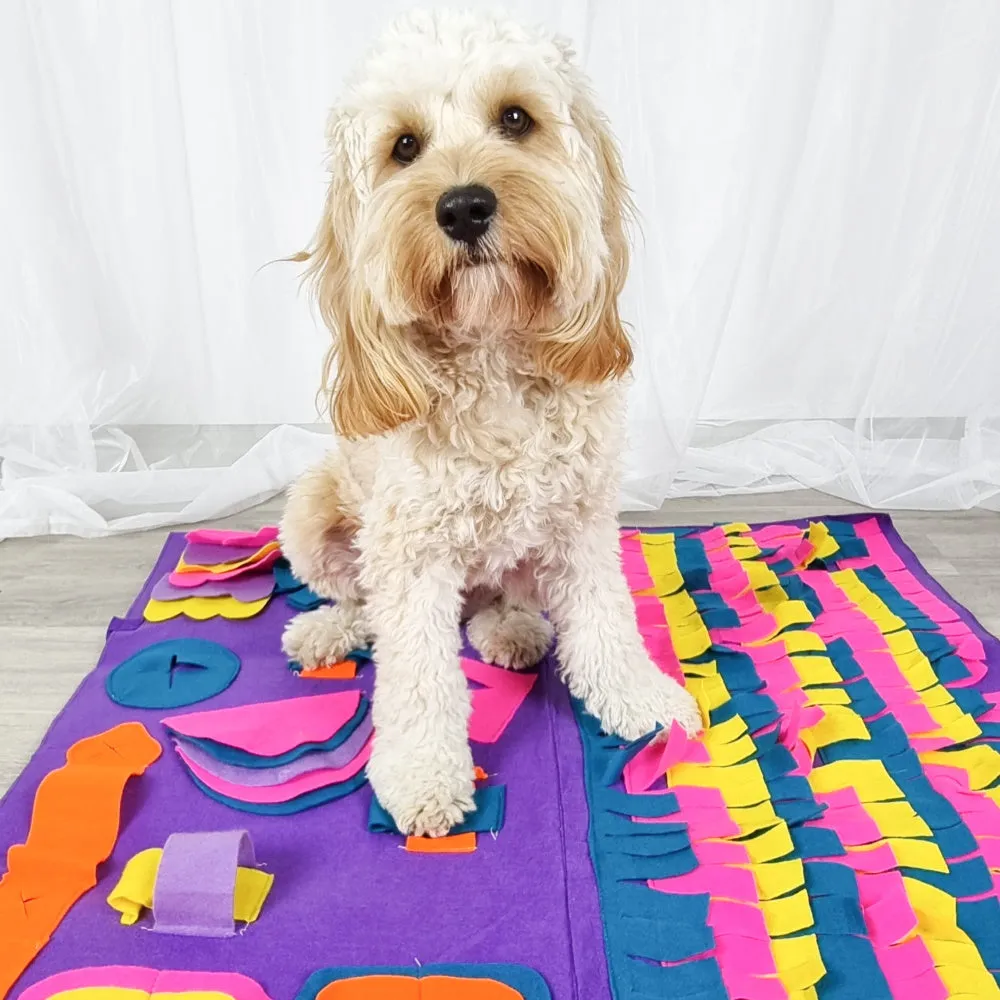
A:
280 8 701 837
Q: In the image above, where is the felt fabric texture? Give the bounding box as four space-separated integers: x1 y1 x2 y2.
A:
151 830 260 937
171 715 373 787
185 527 278 548
182 542 269 567
6 515 1000 1000
183 769 369 816
0 724 161 998
17 967 274 1000
462 658 538 744
167 547 281 588
150 574 275 604
105 639 240 709
173 737 370 805
143 596 270 623
106 846 273 927
297 966 551 1000
162 691 363 756
405 833 478 854
164 695 370 770
580 516 1000 1000
291 661 358 680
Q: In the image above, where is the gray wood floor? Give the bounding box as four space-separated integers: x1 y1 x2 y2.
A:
1 490 998 795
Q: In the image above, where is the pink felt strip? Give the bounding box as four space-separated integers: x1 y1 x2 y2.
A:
621 550 654 591
186 526 279 548
633 596 667 627
696 840 752 866
168 548 281 588
18 966 274 1000
715 932 779 976
461 657 537 744
857 871 918 945
835 842 899 874
175 737 370 803
680 806 742 841
725 974 789 1000
708 899 770 940
874 937 946 999
673 786 730 812
712 613 780 647
163 690 362 756
649 864 757 901
624 722 707 794
814 787 863 811
811 805 881 847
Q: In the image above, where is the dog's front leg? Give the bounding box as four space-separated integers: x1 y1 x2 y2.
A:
361 547 475 837
541 516 703 741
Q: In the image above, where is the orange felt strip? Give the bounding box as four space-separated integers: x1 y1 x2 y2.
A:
316 974 521 999
299 661 357 680
474 766 489 782
0 722 161 999
404 833 478 855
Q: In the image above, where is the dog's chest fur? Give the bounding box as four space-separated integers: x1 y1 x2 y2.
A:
361 342 625 584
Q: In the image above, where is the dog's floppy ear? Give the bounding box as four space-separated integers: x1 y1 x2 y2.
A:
301 110 433 439
535 78 634 384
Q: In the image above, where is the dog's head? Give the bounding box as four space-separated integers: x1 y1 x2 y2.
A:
305 9 633 437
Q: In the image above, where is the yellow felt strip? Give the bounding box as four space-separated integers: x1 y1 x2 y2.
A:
771 933 825 990
746 859 805 900
808 760 904 801
143 596 269 622
744 560 781 592
803 687 852 707
667 760 769 807
790 656 843 687
687 675 730 716
107 847 274 926
737 823 795 864
865 801 933 839
761 887 814 936
723 522 752 535
783 631 827 654
920 747 1000 791
800 706 870 753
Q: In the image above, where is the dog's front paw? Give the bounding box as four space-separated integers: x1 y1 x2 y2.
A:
467 606 553 670
588 661 703 742
281 604 369 670
367 741 476 838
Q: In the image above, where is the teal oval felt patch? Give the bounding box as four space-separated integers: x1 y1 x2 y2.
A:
106 638 241 709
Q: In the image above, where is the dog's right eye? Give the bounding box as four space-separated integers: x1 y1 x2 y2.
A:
392 134 421 165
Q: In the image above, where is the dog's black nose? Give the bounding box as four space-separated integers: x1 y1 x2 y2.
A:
436 185 497 246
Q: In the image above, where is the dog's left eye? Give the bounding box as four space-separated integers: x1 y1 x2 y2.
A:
392 134 421 165
499 106 533 137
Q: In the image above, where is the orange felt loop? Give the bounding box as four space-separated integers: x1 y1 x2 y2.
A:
297 661 358 680
0 723 162 998
405 833 478 854
316 975 523 999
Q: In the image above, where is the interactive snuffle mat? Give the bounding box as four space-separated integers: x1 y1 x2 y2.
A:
2 515 1000 1000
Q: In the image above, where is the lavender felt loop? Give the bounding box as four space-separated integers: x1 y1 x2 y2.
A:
172 714 373 788
183 541 264 566
152 830 258 937
150 572 275 603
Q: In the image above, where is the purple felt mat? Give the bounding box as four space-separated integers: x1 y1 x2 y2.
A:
0 533 607 1000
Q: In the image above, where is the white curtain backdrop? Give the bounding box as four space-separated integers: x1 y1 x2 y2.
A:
3 0 1000 537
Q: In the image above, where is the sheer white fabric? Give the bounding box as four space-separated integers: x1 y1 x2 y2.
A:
3 0 999 537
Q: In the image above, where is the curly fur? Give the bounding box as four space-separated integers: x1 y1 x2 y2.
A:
281 8 701 837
